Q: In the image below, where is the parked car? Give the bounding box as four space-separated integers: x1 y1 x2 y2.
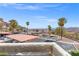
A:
44 40 54 42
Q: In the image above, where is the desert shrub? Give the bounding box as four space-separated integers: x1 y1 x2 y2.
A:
0 52 8 56
70 50 79 56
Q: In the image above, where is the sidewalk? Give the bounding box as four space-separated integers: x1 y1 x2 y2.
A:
58 36 78 43
52 34 79 50
51 34 78 43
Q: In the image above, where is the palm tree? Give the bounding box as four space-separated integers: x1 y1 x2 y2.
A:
26 21 29 34
55 27 61 35
9 19 18 32
58 17 67 40
0 18 4 31
48 25 52 36
55 27 66 36
17 26 23 32
75 32 79 40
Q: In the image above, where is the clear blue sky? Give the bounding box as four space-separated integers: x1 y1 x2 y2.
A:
0 3 79 28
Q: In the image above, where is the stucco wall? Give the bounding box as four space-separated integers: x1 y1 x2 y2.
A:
0 42 71 56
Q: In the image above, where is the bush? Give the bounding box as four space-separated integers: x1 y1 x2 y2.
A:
70 50 79 56
0 52 8 56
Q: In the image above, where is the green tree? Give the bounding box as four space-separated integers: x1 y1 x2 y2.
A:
9 19 18 32
58 17 67 40
48 25 52 35
26 21 29 34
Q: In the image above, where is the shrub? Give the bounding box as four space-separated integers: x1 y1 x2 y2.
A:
70 50 79 56
0 52 8 56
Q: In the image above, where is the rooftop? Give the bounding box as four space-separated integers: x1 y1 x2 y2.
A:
6 34 39 42
0 32 12 35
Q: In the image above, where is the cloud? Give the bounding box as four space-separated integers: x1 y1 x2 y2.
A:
23 15 57 28
39 18 57 23
26 15 57 23
35 16 57 22
0 3 41 10
15 4 62 10
0 4 8 7
0 3 63 10
0 3 16 7
48 19 57 23
39 3 62 8
0 3 68 11
15 5 40 10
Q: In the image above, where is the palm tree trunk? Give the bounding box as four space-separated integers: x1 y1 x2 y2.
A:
61 26 63 40
27 26 28 35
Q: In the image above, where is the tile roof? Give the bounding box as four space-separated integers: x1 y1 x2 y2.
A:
6 34 39 42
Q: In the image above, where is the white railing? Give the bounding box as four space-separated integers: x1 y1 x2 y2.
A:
0 42 71 56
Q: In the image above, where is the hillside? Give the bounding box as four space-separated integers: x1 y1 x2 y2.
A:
66 27 79 32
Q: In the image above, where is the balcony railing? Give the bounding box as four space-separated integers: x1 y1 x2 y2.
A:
0 42 71 56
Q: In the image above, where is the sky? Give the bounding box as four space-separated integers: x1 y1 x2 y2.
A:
0 3 79 28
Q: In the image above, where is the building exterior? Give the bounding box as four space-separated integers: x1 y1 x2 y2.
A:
2 22 9 32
